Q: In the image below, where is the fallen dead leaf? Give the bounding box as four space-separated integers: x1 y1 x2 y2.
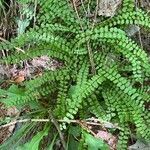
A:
96 130 117 149
129 140 150 150
98 0 122 17
0 105 19 144
7 106 19 117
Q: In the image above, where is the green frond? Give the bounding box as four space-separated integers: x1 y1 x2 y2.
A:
63 72 105 124
54 77 70 118
25 69 69 92
87 94 107 121
117 123 130 150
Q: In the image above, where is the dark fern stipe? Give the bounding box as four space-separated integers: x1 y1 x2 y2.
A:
0 0 150 149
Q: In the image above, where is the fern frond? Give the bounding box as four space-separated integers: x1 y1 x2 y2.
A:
117 123 130 150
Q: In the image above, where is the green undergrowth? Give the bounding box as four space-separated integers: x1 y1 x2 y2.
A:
0 0 150 149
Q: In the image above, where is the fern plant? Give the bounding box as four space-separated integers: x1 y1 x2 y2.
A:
0 0 150 149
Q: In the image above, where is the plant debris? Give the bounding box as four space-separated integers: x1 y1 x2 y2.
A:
98 0 122 17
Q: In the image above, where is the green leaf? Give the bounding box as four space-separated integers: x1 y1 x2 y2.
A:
83 131 109 150
17 127 49 150
0 123 35 150
68 85 77 97
67 135 79 150
0 85 26 106
66 126 81 150
47 134 58 150
17 19 31 35
69 126 81 137
8 85 26 96
128 139 150 150
0 84 25 97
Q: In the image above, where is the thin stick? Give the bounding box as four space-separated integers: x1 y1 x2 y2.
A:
0 118 120 129
33 0 38 27
0 119 49 129
81 0 88 15
48 110 66 150
0 37 25 53
89 0 100 74
72 0 84 30
87 41 96 74
72 0 96 74
92 0 99 29
135 0 143 49
87 0 91 15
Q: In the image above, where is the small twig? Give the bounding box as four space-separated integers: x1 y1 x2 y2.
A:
138 29 143 49
0 119 49 129
0 37 25 53
0 37 9 42
33 0 38 27
85 118 120 129
72 0 96 74
135 0 143 49
87 42 96 74
91 0 99 29
81 0 88 15
87 0 100 75
48 110 66 150
78 120 97 137
0 118 120 130
88 0 99 74
72 0 84 30
87 0 91 15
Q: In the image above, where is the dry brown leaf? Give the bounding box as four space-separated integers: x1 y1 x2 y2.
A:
125 25 140 36
0 105 19 144
98 0 122 17
11 70 26 83
129 140 150 150
7 106 19 116
0 56 62 81
96 130 117 149
31 56 50 68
